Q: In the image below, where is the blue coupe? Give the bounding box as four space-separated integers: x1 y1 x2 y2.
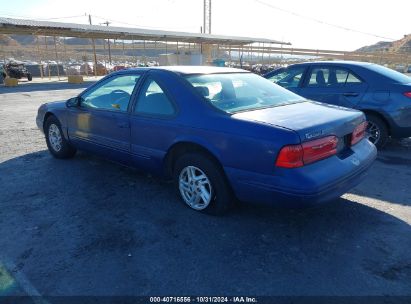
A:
264 61 411 148
37 66 377 214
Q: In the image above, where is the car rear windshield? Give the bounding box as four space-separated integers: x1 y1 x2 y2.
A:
367 64 411 84
185 72 304 113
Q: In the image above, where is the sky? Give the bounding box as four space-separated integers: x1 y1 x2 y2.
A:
0 0 410 51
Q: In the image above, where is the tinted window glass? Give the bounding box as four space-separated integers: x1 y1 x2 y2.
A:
308 67 362 87
335 69 349 84
145 80 163 96
135 78 175 116
268 67 305 88
185 73 304 113
346 72 362 84
81 75 140 111
308 68 330 87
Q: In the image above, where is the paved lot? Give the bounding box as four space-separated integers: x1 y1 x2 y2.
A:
0 82 410 297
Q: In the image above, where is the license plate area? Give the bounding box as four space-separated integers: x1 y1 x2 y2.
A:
337 134 353 158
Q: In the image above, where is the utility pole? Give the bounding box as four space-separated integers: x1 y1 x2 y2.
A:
88 14 98 76
100 21 112 64
203 0 211 34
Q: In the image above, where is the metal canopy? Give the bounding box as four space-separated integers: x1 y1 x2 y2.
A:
0 17 291 45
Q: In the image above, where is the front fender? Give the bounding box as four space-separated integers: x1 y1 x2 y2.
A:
36 103 70 140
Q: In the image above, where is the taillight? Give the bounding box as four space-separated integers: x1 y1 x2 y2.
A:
302 136 338 164
276 136 338 168
275 145 304 168
404 92 411 98
351 121 367 146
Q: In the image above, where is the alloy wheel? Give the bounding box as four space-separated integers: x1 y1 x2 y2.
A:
366 121 380 145
48 123 63 152
178 166 213 210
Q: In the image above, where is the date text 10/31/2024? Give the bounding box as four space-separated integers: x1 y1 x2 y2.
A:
149 297 258 303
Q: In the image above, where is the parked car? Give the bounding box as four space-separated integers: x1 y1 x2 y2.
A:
2 62 32 81
395 64 405 73
264 61 411 148
36 66 376 214
66 64 81 76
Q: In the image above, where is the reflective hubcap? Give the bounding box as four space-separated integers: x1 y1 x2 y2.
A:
366 121 380 145
178 166 212 210
48 124 62 152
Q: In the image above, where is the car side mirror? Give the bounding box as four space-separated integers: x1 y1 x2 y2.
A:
66 97 80 108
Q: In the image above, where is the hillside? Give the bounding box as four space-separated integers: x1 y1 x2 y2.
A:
357 34 411 54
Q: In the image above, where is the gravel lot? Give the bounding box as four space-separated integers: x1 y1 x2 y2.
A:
0 82 410 298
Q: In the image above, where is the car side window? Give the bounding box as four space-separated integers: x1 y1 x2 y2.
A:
189 79 223 101
345 72 363 84
81 74 140 111
308 68 331 87
268 67 305 89
308 67 363 87
134 78 175 116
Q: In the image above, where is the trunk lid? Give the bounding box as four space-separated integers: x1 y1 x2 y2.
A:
232 101 364 142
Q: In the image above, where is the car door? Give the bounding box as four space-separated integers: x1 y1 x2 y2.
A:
265 66 307 95
67 73 142 161
300 65 368 107
129 73 178 174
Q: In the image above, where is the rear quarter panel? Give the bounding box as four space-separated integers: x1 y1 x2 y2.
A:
172 118 301 175
130 112 300 177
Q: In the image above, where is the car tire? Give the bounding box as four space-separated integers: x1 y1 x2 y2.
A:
365 114 389 149
27 74 32 81
45 116 77 159
173 153 234 215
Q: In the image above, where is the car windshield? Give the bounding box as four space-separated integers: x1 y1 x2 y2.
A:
367 64 411 84
185 72 304 113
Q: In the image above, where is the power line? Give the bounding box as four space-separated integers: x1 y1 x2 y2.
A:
253 0 396 41
0 12 199 32
0 12 86 21
38 14 87 21
91 15 199 32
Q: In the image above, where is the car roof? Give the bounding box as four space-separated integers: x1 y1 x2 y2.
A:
116 66 249 75
290 60 375 67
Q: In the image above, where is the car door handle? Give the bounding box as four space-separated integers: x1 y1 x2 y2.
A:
117 122 129 128
343 92 359 97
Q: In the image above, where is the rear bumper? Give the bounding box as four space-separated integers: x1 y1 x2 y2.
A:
225 139 377 207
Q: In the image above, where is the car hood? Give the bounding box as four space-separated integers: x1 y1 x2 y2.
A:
232 101 364 142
